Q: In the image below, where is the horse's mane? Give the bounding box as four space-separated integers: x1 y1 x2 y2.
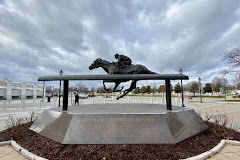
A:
103 59 112 64
96 58 136 66
96 59 113 64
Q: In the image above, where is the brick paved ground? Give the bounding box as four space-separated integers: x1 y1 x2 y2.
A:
0 145 27 160
207 144 240 160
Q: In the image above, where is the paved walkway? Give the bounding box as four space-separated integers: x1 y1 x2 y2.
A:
207 144 240 160
0 97 239 159
0 145 27 160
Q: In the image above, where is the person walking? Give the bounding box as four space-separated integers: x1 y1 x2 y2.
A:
75 93 79 105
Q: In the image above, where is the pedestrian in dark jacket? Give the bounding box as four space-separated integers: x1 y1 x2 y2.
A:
75 93 79 105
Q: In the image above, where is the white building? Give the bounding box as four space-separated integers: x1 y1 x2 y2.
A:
0 78 46 100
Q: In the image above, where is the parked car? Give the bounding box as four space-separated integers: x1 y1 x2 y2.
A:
88 94 95 97
103 94 111 98
0 96 6 100
78 93 89 99
184 96 192 99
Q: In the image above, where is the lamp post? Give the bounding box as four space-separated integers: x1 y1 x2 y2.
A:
52 85 54 97
198 77 203 103
224 83 226 101
59 69 63 107
42 81 45 102
179 68 185 107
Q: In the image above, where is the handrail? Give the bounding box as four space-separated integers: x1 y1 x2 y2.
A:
38 74 189 81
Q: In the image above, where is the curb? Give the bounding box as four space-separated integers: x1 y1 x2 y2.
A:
186 139 240 160
0 140 47 160
1 139 240 160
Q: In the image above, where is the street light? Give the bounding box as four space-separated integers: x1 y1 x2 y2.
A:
198 77 203 103
179 68 185 107
224 83 226 101
42 81 45 102
179 68 183 74
59 69 63 107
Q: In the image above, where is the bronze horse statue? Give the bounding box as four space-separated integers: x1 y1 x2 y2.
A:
89 58 156 99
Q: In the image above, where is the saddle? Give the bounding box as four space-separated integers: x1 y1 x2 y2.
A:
113 62 132 69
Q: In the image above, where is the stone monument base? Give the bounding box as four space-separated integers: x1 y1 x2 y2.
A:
30 104 208 144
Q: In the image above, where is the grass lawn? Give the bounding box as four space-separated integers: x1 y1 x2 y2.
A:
191 95 225 98
222 100 240 102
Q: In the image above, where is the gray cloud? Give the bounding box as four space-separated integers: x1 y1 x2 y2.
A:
0 0 239 87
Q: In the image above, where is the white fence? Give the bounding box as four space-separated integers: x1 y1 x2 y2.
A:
0 96 189 110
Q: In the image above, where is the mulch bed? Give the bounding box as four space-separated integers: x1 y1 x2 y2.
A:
0 121 239 160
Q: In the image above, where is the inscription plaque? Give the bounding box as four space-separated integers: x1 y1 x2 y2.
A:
30 104 208 144
64 114 172 144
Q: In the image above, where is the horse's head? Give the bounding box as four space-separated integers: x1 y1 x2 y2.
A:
89 58 104 70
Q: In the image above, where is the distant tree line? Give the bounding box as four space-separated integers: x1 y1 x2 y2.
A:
46 82 95 95
132 76 237 96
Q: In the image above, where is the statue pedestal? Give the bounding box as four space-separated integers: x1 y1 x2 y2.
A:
30 104 208 144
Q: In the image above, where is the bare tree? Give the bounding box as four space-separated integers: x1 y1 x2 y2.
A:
83 88 89 94
183 84 189 92
69 86 75 92
75 82 86 92
233 76 240 90
46 86 52 95
90 87 95 94
152 82 157 96
224 48 240 75
211 77 228 93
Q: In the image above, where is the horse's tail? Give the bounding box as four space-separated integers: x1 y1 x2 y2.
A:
135 64 157 74
145 69 156 74
143 65 156 74
147 70 156 74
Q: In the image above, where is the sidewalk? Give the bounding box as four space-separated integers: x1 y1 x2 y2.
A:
207 144 240 160
0 145 27 160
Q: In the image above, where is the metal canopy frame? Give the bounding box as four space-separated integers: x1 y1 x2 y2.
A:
38 74 189 111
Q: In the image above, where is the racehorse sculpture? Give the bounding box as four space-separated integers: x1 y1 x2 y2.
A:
89 57 156 99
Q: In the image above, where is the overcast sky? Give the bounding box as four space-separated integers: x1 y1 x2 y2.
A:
0 0 240 88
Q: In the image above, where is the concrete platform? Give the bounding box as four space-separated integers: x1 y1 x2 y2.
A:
30 104 208 144
51 103 185 114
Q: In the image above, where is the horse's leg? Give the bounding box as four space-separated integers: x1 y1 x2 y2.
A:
103 81 124 92
112 81 124 92
131 80 137 89
117 80 137 100
123 80 137 93
103 80 110 92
